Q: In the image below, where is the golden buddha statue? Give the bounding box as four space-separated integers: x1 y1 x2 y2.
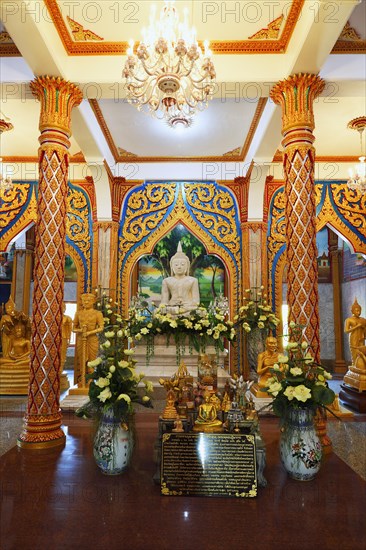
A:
0 322 31 395
344 299 366 365
252 336 279 398
162 388 179 420
343 300 366 391
0 297 31 358
193 391 223 433
72 293 104 386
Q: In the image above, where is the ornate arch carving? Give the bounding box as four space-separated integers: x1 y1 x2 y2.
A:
267 181 366 321
118 181 242 318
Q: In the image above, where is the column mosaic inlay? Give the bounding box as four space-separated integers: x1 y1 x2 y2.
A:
18 76 83 448
270 74 324 361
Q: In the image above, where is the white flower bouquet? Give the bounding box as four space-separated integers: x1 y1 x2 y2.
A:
263 322 335 418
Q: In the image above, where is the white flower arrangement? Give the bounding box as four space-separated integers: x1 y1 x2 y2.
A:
127 302 236 364
263 323 335 418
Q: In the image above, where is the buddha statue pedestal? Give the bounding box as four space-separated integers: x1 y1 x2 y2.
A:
340 364 366 414
0 358 30 395
134 336 229 395
343 365 366 392
247 385 274 415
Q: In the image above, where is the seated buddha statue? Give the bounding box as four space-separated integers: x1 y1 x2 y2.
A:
0 322 30 368
160 242 200 316
193 391 223 433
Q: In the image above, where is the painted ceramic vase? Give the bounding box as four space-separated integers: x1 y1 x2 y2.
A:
93 407 133 475
280 408 322 481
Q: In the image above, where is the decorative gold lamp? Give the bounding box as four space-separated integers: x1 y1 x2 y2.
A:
122 0 216 127
347 116 366 194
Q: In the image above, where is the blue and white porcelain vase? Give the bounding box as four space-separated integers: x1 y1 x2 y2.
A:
93 407 133 475
279 408 322 481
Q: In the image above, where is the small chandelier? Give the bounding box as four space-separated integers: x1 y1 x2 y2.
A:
347 116 366 194
0 118 14 193
122 0 216 125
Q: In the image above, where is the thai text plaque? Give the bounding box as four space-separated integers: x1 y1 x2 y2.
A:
161 433 257 497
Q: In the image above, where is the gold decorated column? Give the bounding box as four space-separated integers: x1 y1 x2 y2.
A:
18 76 83 449
270 74 324 361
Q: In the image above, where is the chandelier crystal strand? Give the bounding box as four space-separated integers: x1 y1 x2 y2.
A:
0 118 14 192
123 0 216 125
347 116 366 194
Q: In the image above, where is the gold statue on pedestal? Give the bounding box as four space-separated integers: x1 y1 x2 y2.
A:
193 391 223 433
71 293 104 391
343 299 366 392
0 298 31 395
251 336 279 398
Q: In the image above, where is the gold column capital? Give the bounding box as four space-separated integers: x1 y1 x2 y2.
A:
30 76 83 135
270 73 325 134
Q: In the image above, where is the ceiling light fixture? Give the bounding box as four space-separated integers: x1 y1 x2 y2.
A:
0 118 14 194
122 0 216 124
347 116 366 194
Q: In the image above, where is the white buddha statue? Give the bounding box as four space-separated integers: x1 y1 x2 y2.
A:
160 242 200 316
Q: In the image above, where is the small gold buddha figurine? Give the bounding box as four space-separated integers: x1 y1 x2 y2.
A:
221 391 232 414
245 396 257 421
193 391 223 433
172 416 184 433
161 388 179 420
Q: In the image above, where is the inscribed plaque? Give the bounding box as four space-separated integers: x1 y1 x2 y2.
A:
161 433 257 497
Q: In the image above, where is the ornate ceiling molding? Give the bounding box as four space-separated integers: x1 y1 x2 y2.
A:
66 16 104 42
0 31 20 56
331 21 366 54
248 15 284 40
42 0 303 56
90 98 267 163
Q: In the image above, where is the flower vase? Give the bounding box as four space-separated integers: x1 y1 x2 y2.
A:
279 408 322 481
93 407 133 475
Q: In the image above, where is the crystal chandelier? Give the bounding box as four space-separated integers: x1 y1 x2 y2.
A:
0 118 14 193
347 116 366 194
122 0 216 126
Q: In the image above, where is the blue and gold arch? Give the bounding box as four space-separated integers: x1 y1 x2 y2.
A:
118 180 242 318
267 181 366 317
0 180 93 293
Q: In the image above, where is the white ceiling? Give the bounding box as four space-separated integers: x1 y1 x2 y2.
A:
0 0 365 173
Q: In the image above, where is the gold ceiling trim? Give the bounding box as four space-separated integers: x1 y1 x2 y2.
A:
331 22 366 54
272 150 360 163
90 98 267 163
223 147 242 158
338 22 361 41
66 16 104 42
0 31 21 56
248 15 284 40
117 148 138 158
43 0 303 56
3 153 86 163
